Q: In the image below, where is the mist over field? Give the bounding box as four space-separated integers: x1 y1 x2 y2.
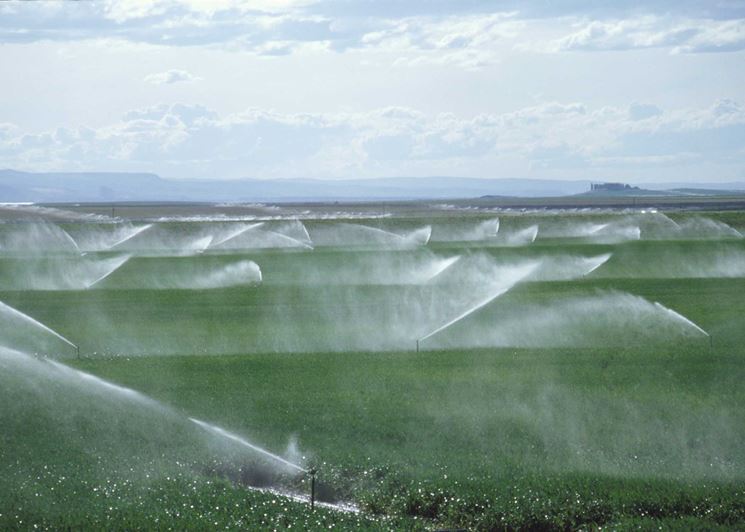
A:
2 0 745 529
2 200 745 530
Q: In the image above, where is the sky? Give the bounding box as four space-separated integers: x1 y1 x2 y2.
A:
0 0 744 183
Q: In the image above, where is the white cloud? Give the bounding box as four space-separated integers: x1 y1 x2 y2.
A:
676 19 745 52
555 16 745 53
144 69 201 84
0 0 338 57
0 100 742 181
101 0 317 22
0 123 20 140
2 1 743 68
359 13 523 68
103 0 170 23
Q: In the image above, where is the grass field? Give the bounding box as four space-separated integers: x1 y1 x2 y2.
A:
1 204 744 530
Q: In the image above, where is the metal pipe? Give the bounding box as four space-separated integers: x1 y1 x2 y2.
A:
309 468 317 510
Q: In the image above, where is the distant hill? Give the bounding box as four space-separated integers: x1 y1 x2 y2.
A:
0 170 168 202
646 181 745 193
578 188 678 197
1 170 743 203
0 170 590 202
670 188 745 196
578 182 679 197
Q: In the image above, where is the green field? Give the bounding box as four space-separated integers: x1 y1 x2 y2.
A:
1 204 745 530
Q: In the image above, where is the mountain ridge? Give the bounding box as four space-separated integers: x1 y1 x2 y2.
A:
2 169 744 203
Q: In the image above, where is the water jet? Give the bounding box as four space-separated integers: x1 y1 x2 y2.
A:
108 223 154 249
417 261 539 348
653 302 710 340
189 417 307 474
0 300 79 356
211 222 265 247
84 255 131 289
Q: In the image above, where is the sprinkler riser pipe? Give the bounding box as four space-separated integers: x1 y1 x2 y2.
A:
309 469 317 511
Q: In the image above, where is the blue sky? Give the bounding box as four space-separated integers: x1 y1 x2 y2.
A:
1 0 744 183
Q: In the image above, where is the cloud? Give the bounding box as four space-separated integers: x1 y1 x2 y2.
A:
144 69 201 85
0 123 20 141
628 103 663 121
555 16 745 53
306 1 745 21
0 1 339 55
0 99 742 181
357 13 523 68
2 1 743 63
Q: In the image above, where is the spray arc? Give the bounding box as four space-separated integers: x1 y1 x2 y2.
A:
416 261 540 351
653 301 712 347
0 300 80 358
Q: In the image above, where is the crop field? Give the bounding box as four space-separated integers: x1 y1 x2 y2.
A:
1 202 745 530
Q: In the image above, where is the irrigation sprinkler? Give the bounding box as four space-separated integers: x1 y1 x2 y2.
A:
309 468 317 510
416 339 419 353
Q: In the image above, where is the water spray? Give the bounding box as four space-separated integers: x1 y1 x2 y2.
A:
45 359 168 407
108 223 153 249
653 301 711 347
188 418 319 508
85 255 131 289
582 253 612 277
338 223 430 247
424 255 462 283
211 222 265 247
416 286 512 344
189 418 308 473
0 300 79 356
416 287 511 349
11 350 326 510
59 225 82 254
296 220 312 246
264 229 314 249
417 262 539 348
